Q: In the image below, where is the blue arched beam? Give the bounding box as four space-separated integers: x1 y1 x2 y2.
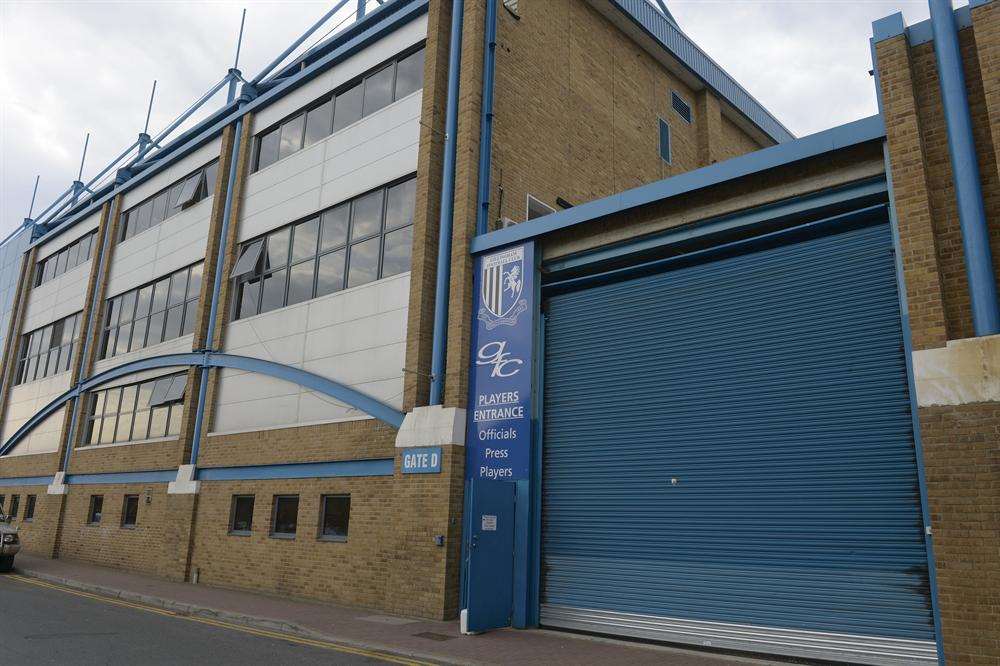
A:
0 352 404 457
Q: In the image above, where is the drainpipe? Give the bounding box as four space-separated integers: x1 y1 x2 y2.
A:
428 0 465 405
928 0 1000 336
187 114 245 465
475 0 499 237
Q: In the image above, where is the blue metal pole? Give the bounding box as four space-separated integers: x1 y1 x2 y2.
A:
474 0 499 237
929 0 1000 336
188 116 244 465
428 0 465 406
250 0 352 86
357 0 366 20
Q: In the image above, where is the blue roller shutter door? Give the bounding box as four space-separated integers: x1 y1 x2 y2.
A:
540 219 936 665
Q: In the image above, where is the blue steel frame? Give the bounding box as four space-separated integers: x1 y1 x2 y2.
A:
0 352 405 459
870 30 947 662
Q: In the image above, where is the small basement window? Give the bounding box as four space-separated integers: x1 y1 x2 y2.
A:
88 496 104 524
121 495 139 528
319 495 350 541
24 495 36 522
658 118 672 164
230 495 255 535
270 495 299 538
671 91 692 124
526 195 556 221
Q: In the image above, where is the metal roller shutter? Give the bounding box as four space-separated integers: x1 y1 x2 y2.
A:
540 219 937 665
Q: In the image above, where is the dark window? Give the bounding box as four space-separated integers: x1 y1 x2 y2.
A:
0 495 5 513
271 495 299 537
8 495 19 518
119 161 219 240
101 263 202 360
84 373 186 446
255 46 426 172
658 118 672 164
121 495 139 528
319 495 350 541
88 496 103 524
35 230 99 287
229 495 255 535
15 311 81 385
24 495 36 521
671 91 692 124
394 49 425 100
232 176 415 319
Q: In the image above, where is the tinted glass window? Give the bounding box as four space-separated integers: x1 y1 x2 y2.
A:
363 65 395 117
385 179 416 231
320 495 350 540
278 114 305 160
271 496 299 536
351 190 384 240
382 226 413 277
121 495 139 527
88 496 103 524
347 236 380 288
394 49 425 100
230 496 254 534
304 100 333 147
257 128 280 170
287 261 315 306
316 250 346 297
333 84 363 132
321 205 349 250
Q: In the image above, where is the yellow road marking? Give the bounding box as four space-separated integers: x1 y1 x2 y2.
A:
4 574 434 666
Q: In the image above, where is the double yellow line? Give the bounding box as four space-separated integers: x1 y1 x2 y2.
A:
5 574 435 666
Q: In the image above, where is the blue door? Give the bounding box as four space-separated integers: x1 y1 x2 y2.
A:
465 479 515 632
540 217 937 664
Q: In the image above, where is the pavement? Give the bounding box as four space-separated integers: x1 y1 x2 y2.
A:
5 554 783 665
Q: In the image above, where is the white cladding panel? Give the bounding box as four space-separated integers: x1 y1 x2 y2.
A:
121 139 222 210
107 197 212 298
91 333 195 382
241 91 421 243
251 14 427 132
0 374 71 457
212 272 409 434
23 211 101 333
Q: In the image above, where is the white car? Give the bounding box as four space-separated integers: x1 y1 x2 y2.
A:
0 511 19 573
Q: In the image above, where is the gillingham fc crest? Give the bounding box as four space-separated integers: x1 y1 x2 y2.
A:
478 246 528 329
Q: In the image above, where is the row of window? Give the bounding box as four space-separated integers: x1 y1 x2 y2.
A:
86 494 139 528
101 263 202 360
36 231 97 287
0 494 36 522
230 494 350 541
83 372 187 446
254 46 425 172
232 176 415 320
120 161 219 241
14 311 82 386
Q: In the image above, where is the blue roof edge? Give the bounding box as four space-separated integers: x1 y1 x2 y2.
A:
471 114 886 255
612 0 795 144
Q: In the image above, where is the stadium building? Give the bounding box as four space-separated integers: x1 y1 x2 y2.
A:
1 0 998 663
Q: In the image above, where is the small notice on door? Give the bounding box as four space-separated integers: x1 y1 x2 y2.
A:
481 515 498 531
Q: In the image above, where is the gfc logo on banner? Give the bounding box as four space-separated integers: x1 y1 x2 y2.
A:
467 242 535 481
478 246 528 329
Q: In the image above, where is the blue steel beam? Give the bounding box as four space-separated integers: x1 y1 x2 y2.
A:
928 0 1000 335
428 0 464 406
474 0 499 237
1 352 405 458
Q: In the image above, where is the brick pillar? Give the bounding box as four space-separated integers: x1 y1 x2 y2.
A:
696 89 723 167
875 35 950 349
402 0 452 412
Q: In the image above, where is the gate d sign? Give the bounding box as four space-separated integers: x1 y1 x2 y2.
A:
402 447 442 474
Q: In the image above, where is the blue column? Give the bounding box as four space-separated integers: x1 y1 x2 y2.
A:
929 0 1000 336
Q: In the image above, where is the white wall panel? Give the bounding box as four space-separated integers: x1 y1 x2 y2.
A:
91 333 195 385
35 210 101 258
251 15 427 131
121 140 222 210
241 92 421 243
212 272 409 434
0 374 70 457
107 197 211 298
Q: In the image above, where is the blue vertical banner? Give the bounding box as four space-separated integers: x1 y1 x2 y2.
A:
467 242 535 480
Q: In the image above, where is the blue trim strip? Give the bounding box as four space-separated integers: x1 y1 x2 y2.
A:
66 470 177 485
612 0 793 143
0 352 405 458
0 476 52 487
197 458 393 481
873 12 906 43
882 141 947 664
471 115 886 255
23 0 429 252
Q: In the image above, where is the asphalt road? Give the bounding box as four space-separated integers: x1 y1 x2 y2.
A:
0 574 417 665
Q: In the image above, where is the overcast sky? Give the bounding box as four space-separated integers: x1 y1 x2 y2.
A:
0 0 955 237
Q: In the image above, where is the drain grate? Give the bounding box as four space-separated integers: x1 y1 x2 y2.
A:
412 632 454 642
